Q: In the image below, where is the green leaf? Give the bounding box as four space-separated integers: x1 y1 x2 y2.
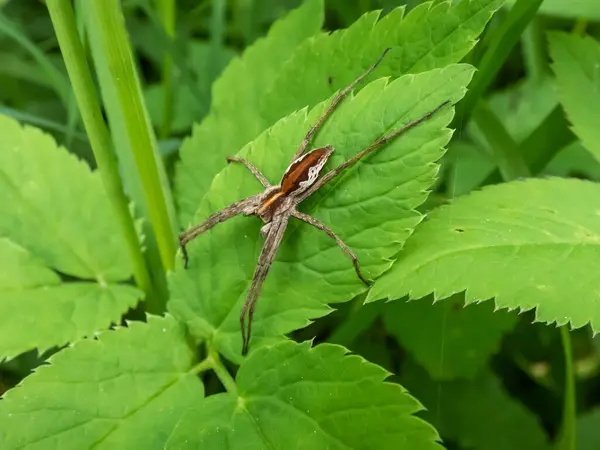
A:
166 341 441 450
400 361 551 450
261 0 503 126
384 293 518 379
169 65 474 362
485 76 559 145
368 178 600 333
0 315 204 450
0 181 143 360
1 283 141 360
544 141 600 181
0 106 89 144
1 269 141 360
0 115 133 282
0 237 59 289
505 0 600 20
578 408 600 450
549 32 600 164
175 0 325 224
175 0 503 225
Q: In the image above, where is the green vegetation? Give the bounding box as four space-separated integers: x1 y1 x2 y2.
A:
1 0 600 448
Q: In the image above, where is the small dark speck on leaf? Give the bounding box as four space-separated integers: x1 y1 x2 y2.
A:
327 75 333 85
454 228 465 233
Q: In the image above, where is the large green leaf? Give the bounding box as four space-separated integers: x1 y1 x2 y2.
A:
0 115 133 281
384 293 518 379
260 0 504 126
0 117 143 360
0 237 58 289
400 361 551 450
175 0 503 224
0 253 140 359
368 178 600 332
166 341 441 450
169 65 474 362
175 0 325 224
549 33 600 164
0 315 203 449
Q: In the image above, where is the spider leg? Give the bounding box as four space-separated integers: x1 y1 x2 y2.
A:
180 195 260 268
292 48 391 162
298 100 451 202
226 156 271 188
240 212 290 355
292 210 371 286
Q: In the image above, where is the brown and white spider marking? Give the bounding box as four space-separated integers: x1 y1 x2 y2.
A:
180 48 450 355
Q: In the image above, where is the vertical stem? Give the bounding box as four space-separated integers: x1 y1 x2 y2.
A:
557 327 576 450
233 0 253 46
571 19 588 36
453 0 544 126
46 0 154 304
472 102 530 181
521 18 546 81
156 0 176 139
85 0 177 274
208 346 237 394
209 0 227 83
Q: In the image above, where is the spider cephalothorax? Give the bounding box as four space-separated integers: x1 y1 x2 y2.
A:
180 48 449 355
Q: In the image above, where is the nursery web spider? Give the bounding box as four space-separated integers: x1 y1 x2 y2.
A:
180 48 450 355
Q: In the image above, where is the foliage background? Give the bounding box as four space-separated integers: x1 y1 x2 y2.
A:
0 0 600 449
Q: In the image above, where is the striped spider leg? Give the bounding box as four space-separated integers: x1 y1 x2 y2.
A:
179 48 450 355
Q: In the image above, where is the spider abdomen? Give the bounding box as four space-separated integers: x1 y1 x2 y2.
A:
280 145 334 196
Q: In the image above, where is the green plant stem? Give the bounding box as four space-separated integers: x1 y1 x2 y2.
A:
190 356 214 376
472 102 530 181
454 0 544 125
521 18 546 81
64 0 89 149
232 0 253 46
156 0 175 139
209 0 226 83
86 0 177 274
46 0 155 306
557 327 576 450
571 19 587 36
208 346 237 394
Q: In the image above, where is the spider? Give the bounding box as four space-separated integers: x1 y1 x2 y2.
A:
180 48 450 355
